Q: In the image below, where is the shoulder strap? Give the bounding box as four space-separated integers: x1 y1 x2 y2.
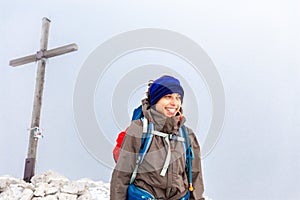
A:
180 125 194 192
130 121 193 186
148 129 185 177
130 118 153 184
139 120 154 165
131 105 143 120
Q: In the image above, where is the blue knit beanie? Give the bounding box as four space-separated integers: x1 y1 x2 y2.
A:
149 75 184 106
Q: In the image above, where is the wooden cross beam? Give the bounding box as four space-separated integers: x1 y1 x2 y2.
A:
9 17 78 182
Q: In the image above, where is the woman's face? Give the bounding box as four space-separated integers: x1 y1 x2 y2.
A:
155 93 182 117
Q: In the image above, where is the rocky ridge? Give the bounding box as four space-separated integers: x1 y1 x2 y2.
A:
0 171 109 200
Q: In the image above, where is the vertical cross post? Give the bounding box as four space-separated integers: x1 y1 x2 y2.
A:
9 17 78 182
23 17 50 182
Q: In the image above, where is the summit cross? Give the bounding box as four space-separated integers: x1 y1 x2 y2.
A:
9 17 78 182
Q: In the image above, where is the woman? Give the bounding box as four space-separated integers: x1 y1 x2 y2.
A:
111 75 205 200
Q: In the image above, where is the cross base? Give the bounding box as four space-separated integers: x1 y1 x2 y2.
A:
23 158 35 182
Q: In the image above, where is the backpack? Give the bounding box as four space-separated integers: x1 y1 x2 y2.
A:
113 105 195 192
112 105 143 162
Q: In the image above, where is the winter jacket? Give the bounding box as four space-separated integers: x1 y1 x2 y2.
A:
110 103 205 200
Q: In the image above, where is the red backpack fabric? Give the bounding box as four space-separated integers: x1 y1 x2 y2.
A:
113 105 143 163
112 128 127 163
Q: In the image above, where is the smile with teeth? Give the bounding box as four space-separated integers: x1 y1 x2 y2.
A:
165 107 177 114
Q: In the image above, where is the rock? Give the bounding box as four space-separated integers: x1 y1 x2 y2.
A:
77 191 92 200
45 185 59 195
0 171 110 200
77 179 96 188
62 181 87 195
0 175 30 192
61 182 78 194
43 194 58 200
0 178 8 192
20 188 34 200
32 197 42 200
58 192 77 200
0 184 23 199
31 171 69 186
89 186 110 199
33 182 48 197
74 182 86 195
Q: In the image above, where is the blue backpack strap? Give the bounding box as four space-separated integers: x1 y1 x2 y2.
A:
131 105 149 158
139 120 154 165
131 105 143 121
180 125 194 192
130 118 153 184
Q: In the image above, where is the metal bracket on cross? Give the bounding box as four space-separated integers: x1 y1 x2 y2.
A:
28 127 44 140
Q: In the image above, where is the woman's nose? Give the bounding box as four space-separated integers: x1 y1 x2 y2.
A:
170 97 176 105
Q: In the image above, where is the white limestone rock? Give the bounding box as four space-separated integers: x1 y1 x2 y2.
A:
74 182 86 195
0 184 23 199
77 179 97 188
0 177 9 191
0 171 111 200
61 182 78 194
0 175 33 192
45 185 59 195
20 188 34 200
61 181 88 195
77 190 92 200
31 171 69 186
33 182 49 197
43 194 58 200
58 192 77 200
32 197 42 200
89 186 110 200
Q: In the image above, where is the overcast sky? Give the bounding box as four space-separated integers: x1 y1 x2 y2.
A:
1 1 300 200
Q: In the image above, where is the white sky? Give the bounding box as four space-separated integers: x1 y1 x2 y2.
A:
1 1 300 199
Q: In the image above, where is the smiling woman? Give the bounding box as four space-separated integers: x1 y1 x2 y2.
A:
110 75 205 200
